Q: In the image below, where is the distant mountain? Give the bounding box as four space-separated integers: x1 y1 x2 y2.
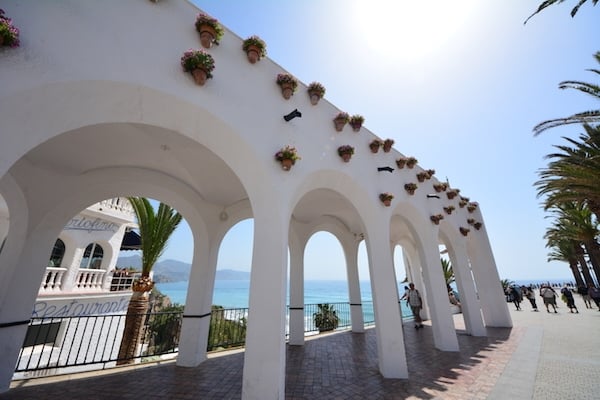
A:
116 255 249 282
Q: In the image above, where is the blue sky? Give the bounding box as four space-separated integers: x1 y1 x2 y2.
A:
158 1 599 282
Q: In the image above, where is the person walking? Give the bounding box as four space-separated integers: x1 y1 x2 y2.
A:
588 284 600 311
560 287 579 313
509 285 522 311
406 282 424 329
540 284 558 313
578 285 592 309
523 285 538 311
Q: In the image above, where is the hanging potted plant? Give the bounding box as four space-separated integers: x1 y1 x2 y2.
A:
433 183 448 193
276 73 298 100
426 169 436 178
194 13 224 48
446 189 460 200
349 115 365 132
274 145 301 171
406 156 418 169
443 205 455 215
396 157 408 169
459 227 470 236
180 49 215 86
379 192 394 207
242 35 267 64
430 214 444 225
369 139 383 153
467 218 476 225
467 202 478 213
333 112 349 132
416 172 429 182
474 222 483 230
404 183 418 195
383 138 395 153
337 145 355 163
0 10 20 47
307 82 326 105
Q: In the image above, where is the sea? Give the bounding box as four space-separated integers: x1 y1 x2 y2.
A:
156 279 413 317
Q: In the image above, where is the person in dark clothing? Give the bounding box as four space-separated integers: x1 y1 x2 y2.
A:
509 286 522 311
578 285 592 308
523 285 538 311
588 284 600 311
560 287 579 313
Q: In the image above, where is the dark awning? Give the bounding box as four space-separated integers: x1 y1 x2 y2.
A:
120 229 141 251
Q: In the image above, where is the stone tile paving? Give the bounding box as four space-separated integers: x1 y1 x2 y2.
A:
1 317 523 400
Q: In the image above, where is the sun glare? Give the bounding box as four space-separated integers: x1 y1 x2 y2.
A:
352 1 478 62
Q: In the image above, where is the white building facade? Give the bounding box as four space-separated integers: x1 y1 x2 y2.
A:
0 1 511 399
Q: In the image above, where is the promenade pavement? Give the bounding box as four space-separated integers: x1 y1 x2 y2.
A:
2 295 599 399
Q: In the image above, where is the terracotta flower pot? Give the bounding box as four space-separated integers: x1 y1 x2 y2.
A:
370 144 380 154
192 68 208 86
383 199 391 207
341 153 352 162
281 158 293 171
350 122 362 132
333 118 346 132
199 24 216 48
309 91 321 105
383 143 392 153
396 159 406 169
280 83 294 100
246 44 261 64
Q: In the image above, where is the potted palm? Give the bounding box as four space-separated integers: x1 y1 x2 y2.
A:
333 112 349 132
195 13 224 48
313 303 339 333
349 115 365 132
242 35 267 64
307 82 326 105
0 9 19 47
274 145 301 171
337 145 355 162
180 49 215 86
369 139 383 153
276 73 298 99
404 183 418 195
379 192 394 206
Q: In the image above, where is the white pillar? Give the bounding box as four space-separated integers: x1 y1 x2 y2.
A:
176 225 215 367
448 242 486 336
242 208 287 399
344 238 364 333
288 233 305 346
419 239 459 351
366 222 408 379
467 221 512 327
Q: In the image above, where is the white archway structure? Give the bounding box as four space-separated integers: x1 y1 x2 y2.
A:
0 2 511 399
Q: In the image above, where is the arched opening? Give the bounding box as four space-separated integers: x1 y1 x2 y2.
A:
48 239 65 267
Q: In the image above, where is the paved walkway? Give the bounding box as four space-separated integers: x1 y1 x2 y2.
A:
2 300 599 399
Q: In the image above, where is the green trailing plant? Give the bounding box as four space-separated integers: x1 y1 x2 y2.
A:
242 35 267 57
195 13 224 45
0 9 19 47
180 49 215 77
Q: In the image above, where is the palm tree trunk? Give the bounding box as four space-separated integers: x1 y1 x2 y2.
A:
568 257 585 288
582 240 600 283
574 244 595 286
117 290 150 365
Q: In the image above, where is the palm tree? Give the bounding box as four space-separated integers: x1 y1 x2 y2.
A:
117 197 182 365
536 124 600 220
532 52 600 135
525 0 598 24
440 258 455 288
545 227 587 287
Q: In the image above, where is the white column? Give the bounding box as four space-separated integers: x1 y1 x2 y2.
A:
419 238 459 351
366 222 408 379
467 220 512 327
242 208 288 399
448 242 486 336
344 238 364 333
176 226 215 367
288 233 305 346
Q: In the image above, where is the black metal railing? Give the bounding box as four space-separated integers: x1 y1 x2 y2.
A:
14 300 389 378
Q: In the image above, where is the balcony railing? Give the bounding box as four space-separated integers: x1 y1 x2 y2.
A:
40 267 68 292
14 301 387 379
75 269 106 291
